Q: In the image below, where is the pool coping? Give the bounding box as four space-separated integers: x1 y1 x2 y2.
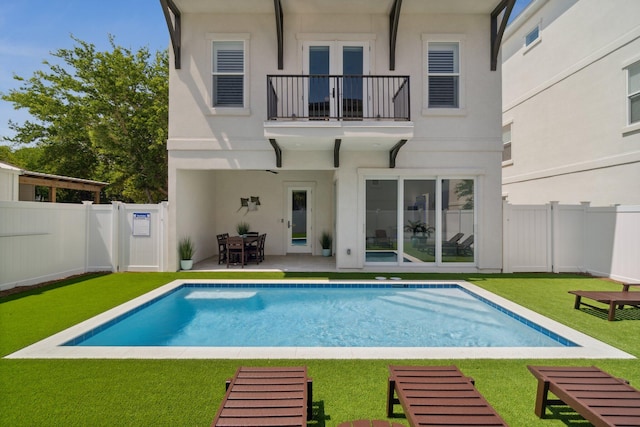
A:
5 279 635 360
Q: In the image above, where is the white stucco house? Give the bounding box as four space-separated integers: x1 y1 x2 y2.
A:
501 0 640 205
160 0 515 272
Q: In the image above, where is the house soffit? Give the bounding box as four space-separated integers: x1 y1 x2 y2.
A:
170 0 502 15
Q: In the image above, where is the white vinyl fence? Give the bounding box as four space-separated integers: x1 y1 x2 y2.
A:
2 200 638 291
503 202 640 282
0 201 167 291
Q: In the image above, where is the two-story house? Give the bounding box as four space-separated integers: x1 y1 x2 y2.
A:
160 0 514 271
502 0 640 205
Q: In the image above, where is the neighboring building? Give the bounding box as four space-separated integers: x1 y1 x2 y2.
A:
0 161 107 203
160 0 515 271
502 0 640 205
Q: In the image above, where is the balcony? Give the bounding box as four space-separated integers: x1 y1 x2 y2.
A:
267 75 410 121
264 75 414 166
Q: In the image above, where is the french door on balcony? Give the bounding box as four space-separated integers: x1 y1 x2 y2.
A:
303 41 369 119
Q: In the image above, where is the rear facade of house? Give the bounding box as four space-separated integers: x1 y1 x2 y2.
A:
161 0 513 271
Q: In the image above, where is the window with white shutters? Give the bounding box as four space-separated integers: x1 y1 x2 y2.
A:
212 41 244 107
427 42 459 108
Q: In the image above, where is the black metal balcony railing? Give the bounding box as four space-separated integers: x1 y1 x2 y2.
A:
267 75 410 121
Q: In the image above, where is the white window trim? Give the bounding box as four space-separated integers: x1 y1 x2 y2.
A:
421 34 466 117
502 120 513 167
206 33 251 116
523 23 542 54
623 58 640 134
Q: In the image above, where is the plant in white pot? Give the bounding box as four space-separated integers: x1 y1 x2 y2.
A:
236 221 250 236
319 231 332 257
178 237 195 270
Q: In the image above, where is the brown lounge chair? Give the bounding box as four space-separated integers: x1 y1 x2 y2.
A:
569 283 640 321
211 366 313 427
387 365 508 426
528 365 640 426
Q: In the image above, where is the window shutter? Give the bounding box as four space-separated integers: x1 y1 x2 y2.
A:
428 43 459 108
213 41 244 107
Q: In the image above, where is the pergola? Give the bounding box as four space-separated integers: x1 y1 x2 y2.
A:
19 171 108 204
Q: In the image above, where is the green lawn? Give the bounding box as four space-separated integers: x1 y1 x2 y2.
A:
1 272 639 426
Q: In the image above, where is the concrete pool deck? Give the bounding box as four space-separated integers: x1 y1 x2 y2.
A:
6 279 634 360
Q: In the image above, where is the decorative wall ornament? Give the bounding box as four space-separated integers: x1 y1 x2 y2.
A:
238 196 261 213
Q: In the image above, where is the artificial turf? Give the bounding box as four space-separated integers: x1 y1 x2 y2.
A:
1 272 638 426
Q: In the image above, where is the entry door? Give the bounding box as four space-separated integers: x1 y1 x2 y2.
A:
287 186 313 253
303 41 369 119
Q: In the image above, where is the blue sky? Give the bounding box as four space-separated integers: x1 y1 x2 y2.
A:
0 0 532 145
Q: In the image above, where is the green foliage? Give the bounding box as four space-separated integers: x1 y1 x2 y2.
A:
178 237 194 260
319 231 333 249
404 220 434 237
454 179 474 210
236 222 250 235
1 36 168 203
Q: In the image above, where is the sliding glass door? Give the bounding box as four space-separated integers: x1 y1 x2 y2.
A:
365 178 475 265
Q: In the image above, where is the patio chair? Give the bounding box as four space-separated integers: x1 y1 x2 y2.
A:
211 366 313 427
528 365 640 425
226 236 245 268
387 365 508 426
257 233 266 262
244 235 261 265
216 233 229 264
374 229 392 248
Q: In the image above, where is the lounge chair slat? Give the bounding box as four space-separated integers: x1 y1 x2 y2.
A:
217 408 304 417
411 405 502 415
223 399 304 408
403 389 476 402
215 416 304 427
227 391 305 400
413 414 507 425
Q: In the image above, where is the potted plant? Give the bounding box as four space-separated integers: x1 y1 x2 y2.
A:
178 236 195 270
236 222 250 236
319 231 332 256
404 220 434 247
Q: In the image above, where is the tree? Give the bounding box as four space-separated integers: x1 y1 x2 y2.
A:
1 36 168 203
455 179 474 210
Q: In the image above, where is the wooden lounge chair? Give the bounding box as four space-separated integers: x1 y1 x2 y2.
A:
456 235 474 256
528 365 640 426
569 286 640 321
211 366 313 427
387 365 508 426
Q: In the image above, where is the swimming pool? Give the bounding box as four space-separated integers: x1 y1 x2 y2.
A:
365 251 410 262
64 285 573 348
7 280 633 359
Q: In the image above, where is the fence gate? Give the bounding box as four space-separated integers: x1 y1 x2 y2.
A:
503 202 552 273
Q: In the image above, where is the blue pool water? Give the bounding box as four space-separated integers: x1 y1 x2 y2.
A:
366 251 410 262
65 284 575 348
